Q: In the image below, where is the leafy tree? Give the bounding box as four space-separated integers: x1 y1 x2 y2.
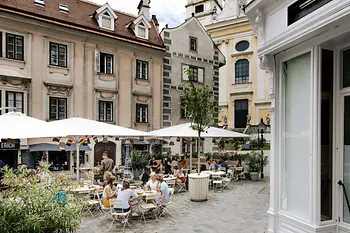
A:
181 69 215 173
0 162 84 233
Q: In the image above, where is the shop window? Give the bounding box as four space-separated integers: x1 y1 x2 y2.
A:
49 42 67 67
136 60 148 80
136 104 148 123
6 91 23 113
235 59 249 84
49 97 67 120
99 101 113 122
234 99 248 128
6 33 24 61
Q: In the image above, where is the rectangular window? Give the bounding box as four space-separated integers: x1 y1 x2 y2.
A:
282 52 311 221
136 60 149 80
288 0 332 25
190 37 197 52
195 4 204 13
136 104 148 123
100 53 113 74
0 32 2 57
50 42 67 67
6 91 24 113
189 66 198 82
234 99 248 128
99 101 113 122
49 97 67 120
6 33 24 60
138 26 146 38
102 16 112 29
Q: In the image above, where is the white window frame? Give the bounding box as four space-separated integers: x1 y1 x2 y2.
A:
99 52 113 74
137 22 148 39
99 100 113 122
136 60 148 80
99 10 114 30
136 104 148 123
5 91 24 113
49 42 67 67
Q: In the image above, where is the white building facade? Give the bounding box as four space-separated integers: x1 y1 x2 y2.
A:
245 0 350 233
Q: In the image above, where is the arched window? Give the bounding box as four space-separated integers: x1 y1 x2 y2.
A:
235 59 249 84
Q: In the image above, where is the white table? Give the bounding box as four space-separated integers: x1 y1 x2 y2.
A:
201 171 225 176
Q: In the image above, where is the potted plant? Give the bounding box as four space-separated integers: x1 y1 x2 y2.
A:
131 150 150 179
245 151 268 181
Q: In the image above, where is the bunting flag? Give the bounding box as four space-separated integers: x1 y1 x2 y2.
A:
66 139 73 146
52 137 62 142
82 138 89 146
176 137 181 142
85 135 89 139
183 139 187 144
79 138 84 144
93 136 98 143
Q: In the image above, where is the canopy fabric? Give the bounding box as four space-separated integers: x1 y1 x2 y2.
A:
0 112 66 139
149 123 250 138
29 143 91 152
48 117 153 137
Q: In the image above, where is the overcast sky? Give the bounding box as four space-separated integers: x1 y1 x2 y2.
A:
89 0 187 30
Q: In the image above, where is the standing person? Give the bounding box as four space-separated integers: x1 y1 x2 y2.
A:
149 156 160 173
162 152 172 175
101 151 114 173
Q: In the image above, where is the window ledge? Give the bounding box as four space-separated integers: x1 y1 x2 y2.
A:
48 65 69 75
0 57 25 68
231 51 254 57
232 82 252 85
97 73 115 82
134 122 150 126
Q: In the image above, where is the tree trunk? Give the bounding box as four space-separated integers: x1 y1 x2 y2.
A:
197 132 201 174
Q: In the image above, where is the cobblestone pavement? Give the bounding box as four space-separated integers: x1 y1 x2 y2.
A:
78 179 269 233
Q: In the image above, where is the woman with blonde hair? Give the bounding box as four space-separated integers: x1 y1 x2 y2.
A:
102 175 117 207
144 172 158 191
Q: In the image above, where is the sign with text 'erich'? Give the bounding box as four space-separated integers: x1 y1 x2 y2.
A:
0 142 19 150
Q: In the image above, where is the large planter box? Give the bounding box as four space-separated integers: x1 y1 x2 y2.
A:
188 173 210 202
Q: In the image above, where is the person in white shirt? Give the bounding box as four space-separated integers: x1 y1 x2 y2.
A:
144 172 158 191
115 180 138 215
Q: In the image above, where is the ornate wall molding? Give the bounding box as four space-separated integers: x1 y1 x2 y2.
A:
259 55 275 100
253 9 265 45
0 76 31 91
44 82 73 96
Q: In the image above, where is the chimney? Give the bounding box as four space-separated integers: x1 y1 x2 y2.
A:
151 15 159 32
137 0 150 19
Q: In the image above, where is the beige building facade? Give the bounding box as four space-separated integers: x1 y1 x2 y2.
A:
204 0 271 130
0 0 164 169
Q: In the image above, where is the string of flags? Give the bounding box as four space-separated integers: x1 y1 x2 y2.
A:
52 135 123 146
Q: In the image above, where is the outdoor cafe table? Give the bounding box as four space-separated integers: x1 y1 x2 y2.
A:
201 171 225 176
163 176 177 182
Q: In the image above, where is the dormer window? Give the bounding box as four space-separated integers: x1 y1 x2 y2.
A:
95 3 118 31
132 15 151 40
34 0 45 7
102 11 112 29
59 4 69 13
137 22 146 38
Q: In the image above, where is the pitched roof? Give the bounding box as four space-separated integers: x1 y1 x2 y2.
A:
0 0 165 51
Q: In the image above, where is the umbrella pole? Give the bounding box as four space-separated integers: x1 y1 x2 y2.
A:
76 142 80 181
190 140 193 172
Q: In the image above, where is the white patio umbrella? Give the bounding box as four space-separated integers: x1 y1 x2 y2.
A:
149 123 250 138
0 111 66 139
48 117 153 180
149 123 250 171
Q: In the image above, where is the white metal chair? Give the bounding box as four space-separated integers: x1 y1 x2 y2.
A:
139 193 159 224
159 188 174 218
235 167 245 180
212 175 223 189
176 179 187 193
222 170 234 190
165 179 176 189
96 192 114 220
109 200 131 232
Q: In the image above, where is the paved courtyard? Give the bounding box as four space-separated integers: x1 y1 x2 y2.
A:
78 179 269 233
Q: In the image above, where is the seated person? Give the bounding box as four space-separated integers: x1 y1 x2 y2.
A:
156 174 170 207
236 160 244 172
149 156 160 173
218 157 229 172
115 180 138 216
206 158 212 170
209 160 220 171
173 166 186 183
102 175 117 207
144 172 158 191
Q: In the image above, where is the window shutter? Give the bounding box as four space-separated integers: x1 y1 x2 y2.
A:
198 68 204 83
182 64 189 80
95 50 100 72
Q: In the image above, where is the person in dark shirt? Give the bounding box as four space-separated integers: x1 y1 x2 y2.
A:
149 156 160 173
162 153 172 174
218 157 229 173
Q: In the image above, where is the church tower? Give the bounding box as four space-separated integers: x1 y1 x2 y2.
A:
185 0 224 27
